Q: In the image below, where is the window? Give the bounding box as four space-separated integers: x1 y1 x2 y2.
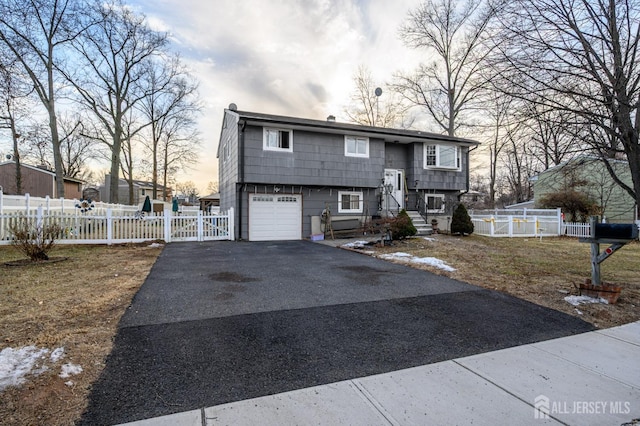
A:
338 191 363 213
426 194 445 213
345 136 369 158
223 141 230 163
424 144 461 170
264 128 293 152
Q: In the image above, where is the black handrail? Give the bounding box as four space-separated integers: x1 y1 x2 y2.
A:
415 192 428 223
385 193 402 217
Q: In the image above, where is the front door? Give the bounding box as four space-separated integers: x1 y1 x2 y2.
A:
383 169 404 212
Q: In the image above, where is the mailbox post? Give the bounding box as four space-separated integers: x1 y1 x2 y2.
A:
579 216 639 286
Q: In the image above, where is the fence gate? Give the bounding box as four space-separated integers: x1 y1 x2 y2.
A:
170 211 233 242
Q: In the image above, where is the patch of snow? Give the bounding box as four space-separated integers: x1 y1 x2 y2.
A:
342 241 369 248
64 380 74 387
59 363 83 378
409 257 457 272
148 242 163 248
363 250 376 255
50 347 65 363
575 309 583 315
0 346 49 391
564 295 609 306
381 252 412 258
378 252 456 272
423 237 436 242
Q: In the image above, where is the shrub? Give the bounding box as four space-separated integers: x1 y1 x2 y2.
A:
539 190 597 222
451 203 474 236
390 209 417 240
9 217 63 261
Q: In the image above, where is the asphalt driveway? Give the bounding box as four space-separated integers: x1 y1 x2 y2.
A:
80 241 594 425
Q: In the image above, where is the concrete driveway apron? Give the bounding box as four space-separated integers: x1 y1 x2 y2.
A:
79 241 594 425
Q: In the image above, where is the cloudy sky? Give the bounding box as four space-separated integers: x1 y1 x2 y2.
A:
128 0 424 193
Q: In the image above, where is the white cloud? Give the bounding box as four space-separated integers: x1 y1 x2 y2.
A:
129 0 422 193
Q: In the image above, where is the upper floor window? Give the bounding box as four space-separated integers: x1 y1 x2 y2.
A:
345 135 369 158
424 144 461 170
264 128 293 152
338 191 363 213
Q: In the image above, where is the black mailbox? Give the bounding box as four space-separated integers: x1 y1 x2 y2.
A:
594 223 639 241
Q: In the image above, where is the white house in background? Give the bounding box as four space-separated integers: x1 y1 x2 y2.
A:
101 175 173 205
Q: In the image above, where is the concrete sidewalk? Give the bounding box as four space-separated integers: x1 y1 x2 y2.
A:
120 321 640 426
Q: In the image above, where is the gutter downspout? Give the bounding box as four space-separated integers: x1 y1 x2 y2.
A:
237 120 246 240
458 145 478 201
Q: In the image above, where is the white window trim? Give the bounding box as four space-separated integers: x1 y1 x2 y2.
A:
344 135 369 158
263 127 293 152
424 144 461 170
338 191 364 213
426 194 446 213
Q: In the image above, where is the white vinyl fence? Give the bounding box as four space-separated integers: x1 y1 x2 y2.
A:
0 190 139 216
470 208 563 238
469 208 608 238
0 207 234 245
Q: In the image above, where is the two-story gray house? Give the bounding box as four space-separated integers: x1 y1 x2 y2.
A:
218 106 479 241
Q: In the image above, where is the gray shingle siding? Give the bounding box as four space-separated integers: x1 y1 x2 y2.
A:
218 111 240 237
241 126 384 187
236 185 378 240
412 144 468 191
217 109 479 240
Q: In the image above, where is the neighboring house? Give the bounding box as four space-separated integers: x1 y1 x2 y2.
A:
199 192 220 212
82 187 101 202
0 161 83 199
101 175 173 205
533 156 637 223
217 107 479 241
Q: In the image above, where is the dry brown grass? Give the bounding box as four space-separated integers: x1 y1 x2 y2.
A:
370 234 640 329
0 243 162 426
0 236 638 425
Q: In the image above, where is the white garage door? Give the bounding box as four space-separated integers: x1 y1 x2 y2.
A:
249 194 302 241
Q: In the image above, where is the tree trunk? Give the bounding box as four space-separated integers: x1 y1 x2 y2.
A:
8 110 22 194
48 100 65 198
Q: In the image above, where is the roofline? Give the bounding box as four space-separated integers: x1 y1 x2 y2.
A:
228 109 480 146
0 161 86 182
1 161 56 177
533 154 628 178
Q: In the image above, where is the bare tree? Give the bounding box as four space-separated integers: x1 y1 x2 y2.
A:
64 0 167 203
17 115 99 181
0 0 86 197
157 114 200 200
58 116 99 179
138 55 200 199
475 92 515 206
491 0 640 215
516 101 583 169
496 119 539 204
344 65 413 128
394 0 497 136
206 181 219 194
175 180 199 204
0 50 34 194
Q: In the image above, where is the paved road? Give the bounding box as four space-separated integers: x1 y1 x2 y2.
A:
79 241 594 425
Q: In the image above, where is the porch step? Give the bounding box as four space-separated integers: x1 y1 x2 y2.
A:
406 210 433 236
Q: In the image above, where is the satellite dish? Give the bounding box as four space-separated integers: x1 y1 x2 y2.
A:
374 87 382 97
229 103 238 111
6 154 13 160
